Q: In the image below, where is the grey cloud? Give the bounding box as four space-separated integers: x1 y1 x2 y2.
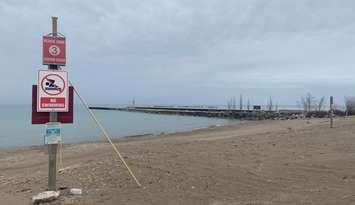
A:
0 0 355 105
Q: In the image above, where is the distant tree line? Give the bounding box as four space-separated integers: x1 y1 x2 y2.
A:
300 93 355 116
300 93 325 112
345 96 355 115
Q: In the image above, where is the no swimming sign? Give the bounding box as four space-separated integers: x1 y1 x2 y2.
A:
37 70 69 112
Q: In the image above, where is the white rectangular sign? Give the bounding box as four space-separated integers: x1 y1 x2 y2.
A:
44 123 62 144
37 70 69 112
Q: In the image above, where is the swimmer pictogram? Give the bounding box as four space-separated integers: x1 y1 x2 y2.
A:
41 74 65 96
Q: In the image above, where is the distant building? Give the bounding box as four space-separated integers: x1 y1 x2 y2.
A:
253 105 261 110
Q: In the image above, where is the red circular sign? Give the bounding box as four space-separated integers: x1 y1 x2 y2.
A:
41 74 66 96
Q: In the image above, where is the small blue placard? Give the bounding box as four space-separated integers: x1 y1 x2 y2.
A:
44 123 62 144
46 128 61 136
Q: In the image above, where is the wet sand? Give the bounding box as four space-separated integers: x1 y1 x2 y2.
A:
1 117 355 204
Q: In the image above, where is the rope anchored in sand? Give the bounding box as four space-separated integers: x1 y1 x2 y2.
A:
69 80 142 187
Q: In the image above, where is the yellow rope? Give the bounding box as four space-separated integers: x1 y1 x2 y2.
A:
70 81 142 187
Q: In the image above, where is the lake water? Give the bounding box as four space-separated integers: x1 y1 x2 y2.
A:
0 105 236 149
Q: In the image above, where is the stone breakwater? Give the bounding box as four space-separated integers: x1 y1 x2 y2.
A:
89 106 344 120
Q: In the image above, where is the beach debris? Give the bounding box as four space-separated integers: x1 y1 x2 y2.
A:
32 191 60 204
59 186 68 190
70 188 82 195
19 187 32 193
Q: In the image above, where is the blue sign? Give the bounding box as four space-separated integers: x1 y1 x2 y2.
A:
46 128 61 136
44 123 62 144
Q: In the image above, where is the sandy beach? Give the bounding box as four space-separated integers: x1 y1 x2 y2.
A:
1 117 355 204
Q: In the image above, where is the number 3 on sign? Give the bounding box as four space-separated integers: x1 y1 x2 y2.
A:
49 45 60 56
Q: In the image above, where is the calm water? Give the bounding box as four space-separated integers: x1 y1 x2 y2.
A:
0 105 236 149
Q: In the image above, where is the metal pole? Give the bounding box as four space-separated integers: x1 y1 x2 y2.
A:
48 16 59 191
330 96 333 128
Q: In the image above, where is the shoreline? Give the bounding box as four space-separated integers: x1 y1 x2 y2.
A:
0 119 244 153
0 106 235 150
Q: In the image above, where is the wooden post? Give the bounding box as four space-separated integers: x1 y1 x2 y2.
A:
48 16 59 191
330 96 333 128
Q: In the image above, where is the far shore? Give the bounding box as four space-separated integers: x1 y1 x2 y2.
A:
1 117 355 204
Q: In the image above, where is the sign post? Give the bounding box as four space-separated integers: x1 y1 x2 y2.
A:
47 17 61 191
330 96 334 128
31 16 72 191
32 18 142 188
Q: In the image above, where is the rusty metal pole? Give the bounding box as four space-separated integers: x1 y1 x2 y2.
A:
48 16 59 191
330 96 333 128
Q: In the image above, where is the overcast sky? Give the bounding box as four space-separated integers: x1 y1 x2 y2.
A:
1 0 355 106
